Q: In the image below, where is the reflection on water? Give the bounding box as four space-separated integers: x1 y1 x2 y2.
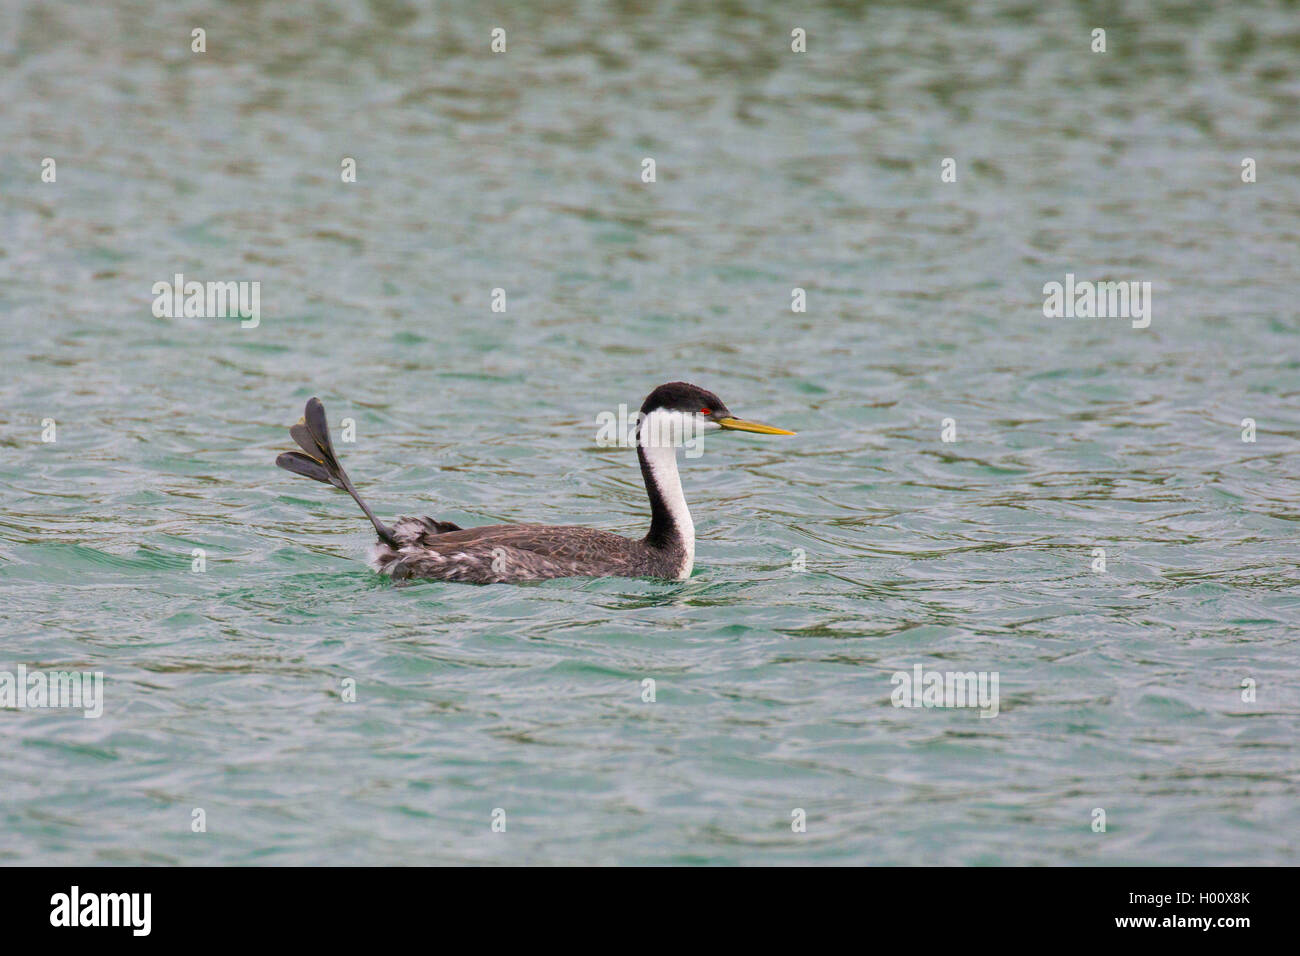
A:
0 0 1297 864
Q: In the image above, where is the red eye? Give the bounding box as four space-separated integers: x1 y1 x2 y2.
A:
700 407 711 415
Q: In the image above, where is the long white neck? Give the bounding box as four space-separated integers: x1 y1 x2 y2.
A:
637 409 695 579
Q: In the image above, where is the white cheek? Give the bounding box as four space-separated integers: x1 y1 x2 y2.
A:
641 409 720 447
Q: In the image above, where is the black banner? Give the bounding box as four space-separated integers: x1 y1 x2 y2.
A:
0 867 1273 941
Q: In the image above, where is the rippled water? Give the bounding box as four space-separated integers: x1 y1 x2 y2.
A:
2 0 1298 865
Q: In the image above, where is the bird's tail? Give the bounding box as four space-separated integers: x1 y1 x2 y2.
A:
275 397 398 547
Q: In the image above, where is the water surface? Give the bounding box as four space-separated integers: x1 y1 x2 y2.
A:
1 0 1297 865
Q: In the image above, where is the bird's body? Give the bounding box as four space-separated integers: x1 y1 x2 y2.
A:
370 518 689 583
275 382 792 584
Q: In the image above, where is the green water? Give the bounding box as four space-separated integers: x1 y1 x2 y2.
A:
2 0 1298 865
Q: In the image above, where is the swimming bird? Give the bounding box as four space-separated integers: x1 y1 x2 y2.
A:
275 382 794 583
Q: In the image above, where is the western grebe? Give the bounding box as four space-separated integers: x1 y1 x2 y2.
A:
275 382 794 583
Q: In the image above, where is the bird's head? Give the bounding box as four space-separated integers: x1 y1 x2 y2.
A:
638 382 795 450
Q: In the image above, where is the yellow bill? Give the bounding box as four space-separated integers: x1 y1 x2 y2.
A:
716 417 796 436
